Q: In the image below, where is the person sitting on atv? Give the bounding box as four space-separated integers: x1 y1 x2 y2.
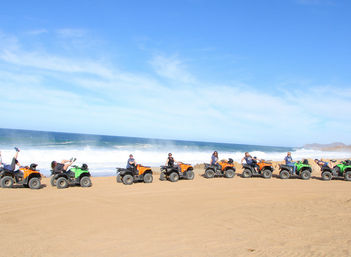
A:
211 151 221 170
284 152 296 175
314 159 333 169
0 147 21 171
126 154 137 174
166 153 177 167
241 152 258 170
51 158 76 175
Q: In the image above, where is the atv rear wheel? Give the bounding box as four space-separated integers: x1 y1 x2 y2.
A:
262 169 272 179
242 169 252 178
344 171 351 181
80 176 92 187
224 169 235 178
28 177 41 189
322 171 332 181
116 174 122 183
205 169 215 179
159 172 166 181
186 170 195 180
122 174 134 185
1 176 14 188
280 170 290 179
169 172 179 182
143 173 153 183
50 176 57 186
56 177 69 189
301 170 311 180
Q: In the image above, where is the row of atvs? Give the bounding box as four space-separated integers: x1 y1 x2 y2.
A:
1 159 351 189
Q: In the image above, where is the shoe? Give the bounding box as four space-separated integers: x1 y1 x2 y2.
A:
14 147 20 152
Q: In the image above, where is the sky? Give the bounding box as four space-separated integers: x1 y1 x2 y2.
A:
0 0 350 147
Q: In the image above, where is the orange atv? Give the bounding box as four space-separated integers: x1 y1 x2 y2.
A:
0 164 42 189
242 159 273 179
204 158 236 178
160 162 194 182
116 164 153 185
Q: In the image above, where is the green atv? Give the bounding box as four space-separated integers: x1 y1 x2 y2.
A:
279 159 312 180
51 164 92 189
321 160 351 181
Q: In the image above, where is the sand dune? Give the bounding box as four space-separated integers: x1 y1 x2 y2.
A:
1 167 351 257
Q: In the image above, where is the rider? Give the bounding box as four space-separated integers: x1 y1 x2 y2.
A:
314 159 333 169
241 152 258 170
166 153 177 167
0 147 21 171
284 152 296 175
211 151 221 170
126 154 137 174
51 158 76 174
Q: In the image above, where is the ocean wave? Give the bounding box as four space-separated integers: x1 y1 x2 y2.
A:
1 147 350 177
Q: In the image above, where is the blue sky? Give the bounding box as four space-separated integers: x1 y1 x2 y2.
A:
0 0 350 146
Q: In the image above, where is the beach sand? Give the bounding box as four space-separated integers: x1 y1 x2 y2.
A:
1 164 351 257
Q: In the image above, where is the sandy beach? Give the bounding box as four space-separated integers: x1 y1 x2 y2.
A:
1 163 351 257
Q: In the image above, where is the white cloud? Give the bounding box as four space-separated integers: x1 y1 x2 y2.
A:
0 31 350 146
56 28 87 38
26 29 48 35
150 55 196 84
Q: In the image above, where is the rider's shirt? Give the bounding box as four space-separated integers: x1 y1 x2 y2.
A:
245 156 253 165
126 158 135 169
285 156 293 164
211 155 218 165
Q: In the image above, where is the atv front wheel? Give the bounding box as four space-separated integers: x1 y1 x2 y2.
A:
122 174 134 185
242 169 252 178
80 176 92 187
344 171 351 181
280 170 290 179
301 170 311 180
56 177 69 189
169 172 179 182
143 173 153 183
321 171 332 181
159 172 166 181
116 174 122 183
262 169 272 179
28 177 41 189
186 170 195 180
1 176 14 188
50 176 57 186
204 169 215 179
224 169 235 178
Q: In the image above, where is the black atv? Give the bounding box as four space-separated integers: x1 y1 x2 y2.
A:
159 162 194 182
51 164 92 189
116 164 153 185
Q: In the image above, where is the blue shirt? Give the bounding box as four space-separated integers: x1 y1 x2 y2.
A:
245 156 253 165
211 155 218 165
126 158 135 169
285 156 293 164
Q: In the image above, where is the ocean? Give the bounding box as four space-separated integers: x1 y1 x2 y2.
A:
0 128 350 176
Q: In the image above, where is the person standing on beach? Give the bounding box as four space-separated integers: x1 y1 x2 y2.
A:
284 152 296 174
211 151 221 169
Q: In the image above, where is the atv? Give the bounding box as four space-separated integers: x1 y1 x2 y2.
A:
242 159 273 179
51 164 92 189
0 164 42 189
320 160 351 181
204 158 236 178
160 162 194 182
116 164 153 185
279 159 312 180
